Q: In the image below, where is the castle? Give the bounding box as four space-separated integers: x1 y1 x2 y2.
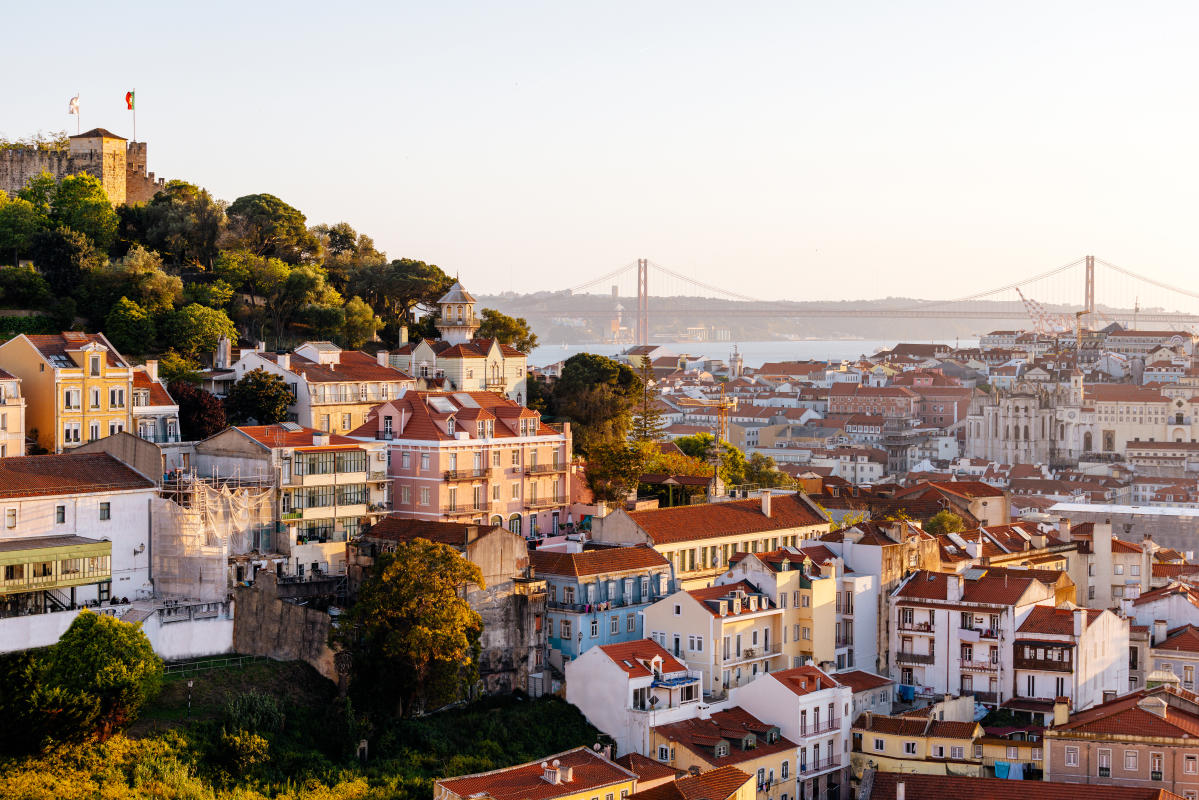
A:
0 127 166 205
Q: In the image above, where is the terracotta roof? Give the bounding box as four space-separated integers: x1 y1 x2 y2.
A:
530 545 668 577
654 708 796 767
867 772 1184 800
1152 564 1199 580
1133 582 1199 608
1085 384 1167 403
627 766 751 800
1017 605 1104 636
853 713 977 739
896 480 1006 500
132 368 176 406
626 495 825 545
686 581 776 617
265 350 412 383
769 665 840 697
834 670 894 694
0 367 17 380
1157 625 1199 654
70 127 126 140
894 568 1063 607
349 392 557 442
365 517 507 548
1052 686 1199 739
614 753 678 783
0 453 154 498
24 332 127 368
437 747 636 800
598 639 689 678
235 425 361 449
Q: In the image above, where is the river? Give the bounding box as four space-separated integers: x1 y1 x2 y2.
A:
527 339 976 370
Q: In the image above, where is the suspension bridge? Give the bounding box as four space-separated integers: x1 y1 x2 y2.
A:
563 255 1199 345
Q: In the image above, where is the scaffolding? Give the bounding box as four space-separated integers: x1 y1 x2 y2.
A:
152 474 276 602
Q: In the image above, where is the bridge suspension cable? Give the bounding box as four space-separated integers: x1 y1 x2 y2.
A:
892 257 1087 313
1095 258 1199 304
569 262 637 294
646 261 763 303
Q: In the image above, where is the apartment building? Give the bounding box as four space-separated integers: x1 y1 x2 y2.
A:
1151 623 1199 694
889 567 1075 707
566 638 708 756
0 367 25 457
193 423 390 575
651 708 799 800
1044 685 1199 798
1010 605 1129 722
350 390 571 536
628 766 755 800
838 671 895 720
0 453 157 649
0 332 133 452
850 713 983 778
593 493 828 590
436 746 639 800
131 362 180 444
530 545 672 663
733 666 852 800
827 385 918 418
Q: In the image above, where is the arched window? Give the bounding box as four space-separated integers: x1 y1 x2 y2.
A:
508 514 522 535
490 514 503 526
1083 432 1093 452
1006 425 1012 440
1024 425 1030 441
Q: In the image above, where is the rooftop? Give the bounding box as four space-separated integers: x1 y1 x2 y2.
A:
0 453 154 499
864 772 1184 800
530 545 668 578
627 766 751 800
626 494 825 545
436 747 637 800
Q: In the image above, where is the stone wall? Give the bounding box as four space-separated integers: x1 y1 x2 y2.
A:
0 139 166 205
232 572 337 681
0 150 72 197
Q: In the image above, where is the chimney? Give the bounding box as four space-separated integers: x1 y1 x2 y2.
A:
896 781 905 800
1154 619 1168 645
965 539 980 560
144 359 158 382
216 335 232 369
313 433 330 447
558 765 573 783
1093 521 1113 608
399 325 409 346
1053 697 1070 727
465 525 480 545
277 352 291 370
377 350 389 367
1073 607 1084 638
947 574 963 603
761 491 772 518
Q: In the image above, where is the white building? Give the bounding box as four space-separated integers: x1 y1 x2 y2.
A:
732 665 852 800
131 361 180 444
0 367 25 457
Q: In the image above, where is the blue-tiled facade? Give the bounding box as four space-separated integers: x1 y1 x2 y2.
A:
543 564 674 661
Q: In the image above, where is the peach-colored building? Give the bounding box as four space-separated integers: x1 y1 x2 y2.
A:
350 390 571 537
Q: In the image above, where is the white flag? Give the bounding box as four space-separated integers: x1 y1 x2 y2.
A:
68 95 80 115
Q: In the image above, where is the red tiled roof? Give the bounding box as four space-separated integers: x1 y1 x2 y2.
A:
1053 686 1199 739
266 350 413 383
1133 582 1199 608
133 368 176 406
627 495 825 545
1016 605 1103 636
1157 625 1199 654
614 753 678 783
627 766 751 800
852 713 977 739
769 665 840 697
686 581 776 617
867 772 1184 800
25 332 127 368
365 516 505 547
894 568 1063 607
598 639 689 678
834 670 894 694
0 453 154 498
654 708 795 768
235 425 361 449
349 392 557 442
437 747 637 800
530 545 668 577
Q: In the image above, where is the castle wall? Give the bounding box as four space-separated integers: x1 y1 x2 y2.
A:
68 136 127 204
0 150 72 197
125 141 165 204
0 140 165 206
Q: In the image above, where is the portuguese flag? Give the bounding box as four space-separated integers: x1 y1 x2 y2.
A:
125 91 135 110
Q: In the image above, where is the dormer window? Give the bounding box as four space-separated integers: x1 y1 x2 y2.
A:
714 743 729 757
447 418 455 436
89 355 101 376
743 734 756 750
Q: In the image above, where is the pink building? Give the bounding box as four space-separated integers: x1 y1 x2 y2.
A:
350 390 571 537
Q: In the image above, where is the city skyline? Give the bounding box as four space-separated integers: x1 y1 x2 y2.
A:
7 1 1199 303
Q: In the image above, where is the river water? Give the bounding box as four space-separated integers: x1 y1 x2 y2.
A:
527 339 976 370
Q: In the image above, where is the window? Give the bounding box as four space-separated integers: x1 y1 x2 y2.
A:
55 505 65 524
400 485 411 505
420 453 430 471
673 604 682 616
1098 749 1111 777
610 616 619 635
109 387 125 408
401 452 411 469
590 619 598 638
873 738 885 752
342 413 352 430
1115 564 1124 575
802 627 811 640
904 741 917 755
561 620 572 639
419 487 430 506
950 746 964 760
90 388 100 409
4 509 14 528
657 745 670 762
1124 750 1138 771
781 760 789 779
1185 755 1197 774
932 745 944 758
801 594 810 608
99 502 111 520
627 614 636 632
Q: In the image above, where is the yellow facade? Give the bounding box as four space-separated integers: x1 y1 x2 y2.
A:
661 530 826 591
649 730 793 800
0 334 133 453
850 721 982 779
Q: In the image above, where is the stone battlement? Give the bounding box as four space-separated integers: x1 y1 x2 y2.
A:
0 130 170 205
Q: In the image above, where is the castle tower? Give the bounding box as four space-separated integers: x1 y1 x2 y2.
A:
68 128 127 204
435 280 480 345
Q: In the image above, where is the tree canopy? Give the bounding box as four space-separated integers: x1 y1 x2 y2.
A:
170 380 227 440
334 539 484 717
476 308 538 352
924 509 965 535
225 193 318 264
551 353 641 457
226 368 293 425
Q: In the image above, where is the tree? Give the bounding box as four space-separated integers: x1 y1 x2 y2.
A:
44 610 163 739
105 297 155 356
83 245 182 325
334 539 484 717
311 221 386 292
744 452 794 489
227 367 293 425
348 258 453 337
50 173 119 251
552 353 641 457
185 278 235 309
924 509 965 535
674 432 747 486
584 442 646 504
0 195 44 266
16 171 56 220
0 264 51 308
341 296 380 349
225 193 318 264
477 308 538 352
0 651 99 753
163 303 237 357
215 251 340 345
143 180 227 269
630 361 666 443
158 349 203 384
169 380 227 440
30 226 103 296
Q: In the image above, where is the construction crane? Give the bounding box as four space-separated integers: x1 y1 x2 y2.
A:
674 384 738 445
1016 287 1071 335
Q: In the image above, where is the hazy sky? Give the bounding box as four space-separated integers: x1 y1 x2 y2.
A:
8 1 1199 303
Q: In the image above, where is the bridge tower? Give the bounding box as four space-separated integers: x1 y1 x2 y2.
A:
636 258 649 346
1084 254 1095 320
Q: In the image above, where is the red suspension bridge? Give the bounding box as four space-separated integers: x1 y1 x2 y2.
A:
564 255 1199 345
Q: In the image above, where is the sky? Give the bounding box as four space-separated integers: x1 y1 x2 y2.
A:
7 1 1199 303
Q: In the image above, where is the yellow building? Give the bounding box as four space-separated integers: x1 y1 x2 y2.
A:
628 766 754 800
0 332 133 453
651 707 799 800
850 712 983 779
435 746 638 800
977 735 1044 779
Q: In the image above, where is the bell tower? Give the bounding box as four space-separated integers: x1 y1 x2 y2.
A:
434 280 480 345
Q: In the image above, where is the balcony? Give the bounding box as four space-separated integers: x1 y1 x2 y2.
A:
1013 656 1072 673
547 596 655 612
0 535 112 596
527 494 566 509
963 627 1000 640
796 717 841 738
443 468 488 481
526 463 566 475
444 503 488 515
374 431 394 440
971 691 999 704
836 636 853 648
721 642 783 666
898 621 935 634
281 510 302 521
896 651 935 665
1098 767 1111 778
959 659 998 673
798 756 840 775
369 471 388 482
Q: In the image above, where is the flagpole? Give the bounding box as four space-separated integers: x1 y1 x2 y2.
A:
132 87 136 142
76 91 80 134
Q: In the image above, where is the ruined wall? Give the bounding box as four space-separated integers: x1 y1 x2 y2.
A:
233 572 336 681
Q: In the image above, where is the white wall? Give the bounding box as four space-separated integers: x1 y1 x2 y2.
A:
142 613 235 660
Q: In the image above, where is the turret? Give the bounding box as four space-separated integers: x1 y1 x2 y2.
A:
434 280 480 345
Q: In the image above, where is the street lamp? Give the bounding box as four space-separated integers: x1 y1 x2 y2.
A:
187 679 194 719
